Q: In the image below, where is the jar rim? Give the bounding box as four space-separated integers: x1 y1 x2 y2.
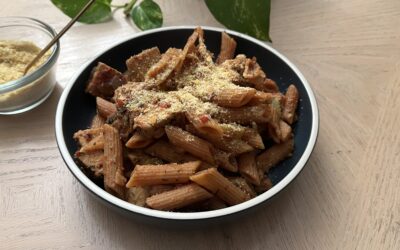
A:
0 16 60 94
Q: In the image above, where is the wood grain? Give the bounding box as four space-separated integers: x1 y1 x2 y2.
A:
1 0 399 249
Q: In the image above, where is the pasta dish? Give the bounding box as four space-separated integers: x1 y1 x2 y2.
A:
73 27 299 211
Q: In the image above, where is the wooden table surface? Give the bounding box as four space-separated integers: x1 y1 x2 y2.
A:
1 0 399 249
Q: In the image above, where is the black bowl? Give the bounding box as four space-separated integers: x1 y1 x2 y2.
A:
55 26 318 222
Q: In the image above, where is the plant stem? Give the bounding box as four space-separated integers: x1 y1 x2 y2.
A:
124 0 137 16
110 4 128 9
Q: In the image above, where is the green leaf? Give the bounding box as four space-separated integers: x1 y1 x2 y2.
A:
51 0 112 24
131 0 163 30
205 0 271 41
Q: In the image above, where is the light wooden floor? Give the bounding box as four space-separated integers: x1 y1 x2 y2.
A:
0 0 399 249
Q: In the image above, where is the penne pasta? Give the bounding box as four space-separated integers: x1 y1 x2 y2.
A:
91 114 106 128
79 134 104 153
190 168 249 205
185 112 224 137
144 140 214 170
165 126 215 164
218 105 270 124
257 138 294 173
238 151 261 186
216 32 237 64
214 149 238 172
125 131 154 149
229 177 256 198
146 184 212 211
282 84 299 124
185 124 253 155
103 124 127 198
242 128 265 149
96 97 117 118
148 184 175 196
254 176 273 194
126 161 201 187
212 87 256 108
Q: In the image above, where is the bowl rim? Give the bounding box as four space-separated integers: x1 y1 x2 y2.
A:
0 16 60 94
55 25 319 220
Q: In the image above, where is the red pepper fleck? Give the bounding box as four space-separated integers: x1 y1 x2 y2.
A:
199 114 210 124
158 102 171 109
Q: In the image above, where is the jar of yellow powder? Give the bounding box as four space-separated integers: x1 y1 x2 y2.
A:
0 17 59 115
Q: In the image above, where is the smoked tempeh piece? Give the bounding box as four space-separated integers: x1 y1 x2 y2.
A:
146 184 212 211
96 97 117 118
190 168 249 205
126 161 201 187
145 48 182 86
282 84 299 124
103 124 126 198
257 138 294 173
216 32 237 64
126 187 149 207
75 150 104 177
86 62 127 99
126 47 161 82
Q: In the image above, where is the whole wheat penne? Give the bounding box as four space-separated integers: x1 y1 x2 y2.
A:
253 78 279 93
96 97 117 118
216 32 237 64
190 168 249 205
103 124 126 198
254 176 273 194
205 197 227 210
243 57 266 85
146 184 213 211
185 112 223 137
257 138 294 173
248 91 283 106
229 177 256 198
125 131 154 149
91 114 106 128
279 120 292 142
218 105 270 124
175 27 200 73
282 84 299 124
238 151 261 186
165 126 215 164
144 141 214 170
185 124 253 155
212 88 256 108
126 161 201 187
126 187 149 207
79 134 104 153
242 128 265 149
149 184 175 196
214 149 238 172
